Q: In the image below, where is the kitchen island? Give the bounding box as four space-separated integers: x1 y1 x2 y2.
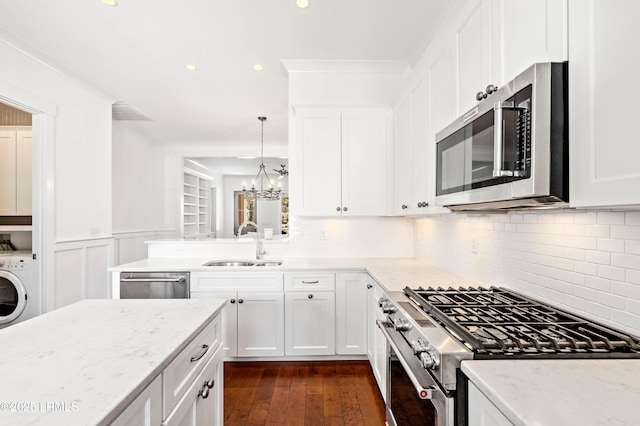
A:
462 359 640 426
0 298 226 426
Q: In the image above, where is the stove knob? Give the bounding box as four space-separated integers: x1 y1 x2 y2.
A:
410 339 429 355
419 351 440 370
394 318 412 332
381 302 397 314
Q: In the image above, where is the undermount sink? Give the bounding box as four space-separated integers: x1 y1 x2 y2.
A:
203 260 283 267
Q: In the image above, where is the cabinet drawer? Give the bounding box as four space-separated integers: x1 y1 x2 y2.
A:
284 272 335 291
162 314 222 418
191 272 283 292
163 343 224 426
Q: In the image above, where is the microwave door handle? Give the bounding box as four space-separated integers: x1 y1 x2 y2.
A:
492 101 510 178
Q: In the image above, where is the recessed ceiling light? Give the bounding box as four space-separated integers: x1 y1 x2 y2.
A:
253 64 264 71
101 0 118 6
296 0 309 8
185 64 198 71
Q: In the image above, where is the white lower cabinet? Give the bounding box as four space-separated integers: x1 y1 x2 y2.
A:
336 273 368 355
468 381 514 426
190 272 285 357
284 272 336 356
110 376 162 426
366 278 387 401
111 312 224 426
164 345 224 426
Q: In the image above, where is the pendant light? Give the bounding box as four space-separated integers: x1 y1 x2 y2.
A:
242 117 282 200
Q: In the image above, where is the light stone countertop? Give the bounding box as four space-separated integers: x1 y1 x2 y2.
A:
462 359 640 426
0 299 226 426
109 257 482 292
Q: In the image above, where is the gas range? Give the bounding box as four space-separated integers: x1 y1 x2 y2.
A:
380 286 640 392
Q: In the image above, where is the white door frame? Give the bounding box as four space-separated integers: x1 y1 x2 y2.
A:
0 78 56 315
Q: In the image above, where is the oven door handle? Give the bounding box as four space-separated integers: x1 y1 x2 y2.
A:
376 319 437 400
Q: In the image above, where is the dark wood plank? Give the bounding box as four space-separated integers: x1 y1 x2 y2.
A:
224 360 385 426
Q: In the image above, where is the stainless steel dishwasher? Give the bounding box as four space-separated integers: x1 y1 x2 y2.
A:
119 272 190 299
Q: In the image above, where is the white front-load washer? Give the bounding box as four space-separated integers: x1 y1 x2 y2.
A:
0 253 38 329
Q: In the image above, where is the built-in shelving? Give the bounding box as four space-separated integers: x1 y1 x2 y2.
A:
182 170 211 238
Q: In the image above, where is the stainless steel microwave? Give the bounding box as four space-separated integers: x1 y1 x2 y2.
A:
435 62 568 211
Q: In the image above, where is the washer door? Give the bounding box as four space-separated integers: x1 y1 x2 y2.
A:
0 271 27 325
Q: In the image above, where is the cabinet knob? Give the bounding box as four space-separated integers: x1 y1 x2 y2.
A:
230 299 236 304
401 204 408 210
336 207 341 212
343 207 348 212
367 284 373 289
486 84 498 95
476 91 487 101
238 299 244 304
206 379 215 389
308 294 314 299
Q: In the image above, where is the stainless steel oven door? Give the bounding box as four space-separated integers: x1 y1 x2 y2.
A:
378 320 454 426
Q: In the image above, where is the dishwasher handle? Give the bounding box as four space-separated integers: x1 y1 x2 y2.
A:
120 276 187 283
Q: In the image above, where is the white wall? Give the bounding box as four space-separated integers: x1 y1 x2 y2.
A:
414 210 640 335
0 36 115 310
112 122 164 233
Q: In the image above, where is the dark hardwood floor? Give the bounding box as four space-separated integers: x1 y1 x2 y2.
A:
224 360 386 426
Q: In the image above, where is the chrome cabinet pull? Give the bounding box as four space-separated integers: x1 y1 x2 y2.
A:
301 280 319 284
230 299 236 304
343 207 348 212
198 386 209 399
190 344 209 362
308 294 314 299
206 379 214 389
336 207 341 212
401 204 408 210
238 299 244 304
367 284 373 289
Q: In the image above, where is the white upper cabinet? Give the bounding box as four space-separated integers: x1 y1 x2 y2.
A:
392 96 412 214
453 0 491 116
568 0 640 207
294 106 391 217
451 0 567 117
0 129 32 216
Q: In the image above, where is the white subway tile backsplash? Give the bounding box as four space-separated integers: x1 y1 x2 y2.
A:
611 225 640 240
584 225 610 238
611 253 640 270
583 301 611 320
585 276 611 292
626 240 640 255
626 212 640 225
598 264 627 281
596 238 625 253
585 250 610 265
597 292 626 310
413 208 640 334
597 211 625 225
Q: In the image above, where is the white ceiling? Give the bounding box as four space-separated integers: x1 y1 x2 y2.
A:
0 0 453 145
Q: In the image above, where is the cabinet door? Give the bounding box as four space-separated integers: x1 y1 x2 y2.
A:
468 381 514 426
191 292 238 357
366 279 387 401
294 108 342 216
237 292 284 357
335 273 368 355
341 109 390 216
453 0 492 116
409 78 431 213
490 0 567 85
285 291 336 356
0 131 17 215
393 96 413 215
16 130 32 216
569 0 640 207
111 376 162 426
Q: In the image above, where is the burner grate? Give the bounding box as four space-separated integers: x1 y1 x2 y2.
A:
404 286 640 356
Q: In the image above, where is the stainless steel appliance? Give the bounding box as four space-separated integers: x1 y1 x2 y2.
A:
435 62 568 211
119 272 190 299
377 286 640 426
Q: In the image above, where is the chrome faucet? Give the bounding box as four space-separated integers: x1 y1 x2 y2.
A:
236 220 267 260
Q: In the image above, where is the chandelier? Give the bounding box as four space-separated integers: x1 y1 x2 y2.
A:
242 116 282 200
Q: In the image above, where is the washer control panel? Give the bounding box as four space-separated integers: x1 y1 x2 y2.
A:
0 258 29 270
